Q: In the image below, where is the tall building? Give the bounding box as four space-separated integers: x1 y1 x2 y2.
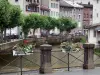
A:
60 0 83 34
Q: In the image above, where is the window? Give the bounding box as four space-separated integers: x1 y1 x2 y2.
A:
37 0 39 3
87 14 89 18
51 3 54 8
54 12 55 16
97 0 99 3
97 13 99 17
94 30 96 37
88 1 90 5
51 3 58 8
74 15 75 18
84 13 86 18
26 5 31 11
50 11 53 16
90 14 92 18
56 12 59 16
56 4 58 8
34 0 36 2
79 15 81 19
15 0 18 2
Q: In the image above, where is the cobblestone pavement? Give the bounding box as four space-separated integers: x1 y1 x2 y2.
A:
1 67 100 75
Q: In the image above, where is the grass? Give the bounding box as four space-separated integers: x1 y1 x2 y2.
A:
94 48 100 56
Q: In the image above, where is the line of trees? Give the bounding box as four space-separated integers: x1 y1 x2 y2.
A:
22 14 77 38
0 0 77 42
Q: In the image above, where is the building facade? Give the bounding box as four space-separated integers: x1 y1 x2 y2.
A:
80 3 93 26
41 0 60 18
68 0 100 24
8 0 60 37
60 0 83 34
78 3 93 35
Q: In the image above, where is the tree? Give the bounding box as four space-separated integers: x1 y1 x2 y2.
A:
8 5 21 37
0 0 11 42
41 16 59 36
22 15 30 38
23 14 48 37
57 17 77 34
9 5 21 28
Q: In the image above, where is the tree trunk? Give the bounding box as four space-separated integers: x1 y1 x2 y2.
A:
45 30 50 43
0 29 3 43
4 28 6 42
10 28 11 36
33 29 35 36
9 28 11 41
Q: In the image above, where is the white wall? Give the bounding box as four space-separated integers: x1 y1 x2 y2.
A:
88 29 97 45
49 0 60 18
93 1 100 24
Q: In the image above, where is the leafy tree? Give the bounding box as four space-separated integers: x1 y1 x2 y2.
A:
8 5 21 37
8 5 21 28
23 14 48 37
0 0 22 42
57 17 77 34
0 0 11 42
41 16 59 36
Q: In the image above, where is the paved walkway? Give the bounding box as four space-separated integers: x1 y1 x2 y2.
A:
1 67 100 75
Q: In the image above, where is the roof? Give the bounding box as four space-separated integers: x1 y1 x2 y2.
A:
60 0 83 8
79 3 93 8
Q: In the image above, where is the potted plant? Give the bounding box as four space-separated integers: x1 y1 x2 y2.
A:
13 39 33 56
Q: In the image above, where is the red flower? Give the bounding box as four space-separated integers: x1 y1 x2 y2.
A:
23 40 29 44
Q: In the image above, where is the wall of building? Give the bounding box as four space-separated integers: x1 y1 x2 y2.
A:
88 29 97 45
49 0 60 18
69 0 100 24
60 6 83 34
93 1 100 24
83 7 93 26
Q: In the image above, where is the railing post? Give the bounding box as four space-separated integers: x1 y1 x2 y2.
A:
39 44 52 74
83 43 95 69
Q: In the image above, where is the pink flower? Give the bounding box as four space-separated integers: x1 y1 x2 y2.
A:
23 40 29 44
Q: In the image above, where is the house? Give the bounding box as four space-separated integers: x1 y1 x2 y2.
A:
79 3 93 35
59 0 83 34
87 23 100 46
69 0 100 24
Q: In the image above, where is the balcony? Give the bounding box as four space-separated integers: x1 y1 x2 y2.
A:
26 5 39 13
29 0 40 6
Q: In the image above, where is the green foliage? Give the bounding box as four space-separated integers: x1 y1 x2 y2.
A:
0 0 22 29
41 16 57 30
80 36 86 43
22 16 30 38
0 0 11 29
8 5 21 28
94 48 100 55
57 17 77 32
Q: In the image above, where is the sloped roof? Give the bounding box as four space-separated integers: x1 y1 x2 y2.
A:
79 3 93 8
60 0 83 8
